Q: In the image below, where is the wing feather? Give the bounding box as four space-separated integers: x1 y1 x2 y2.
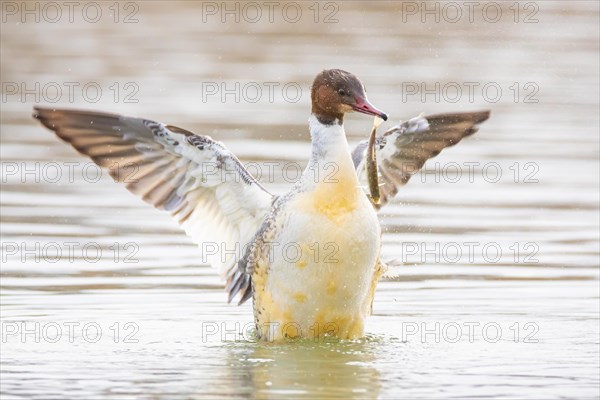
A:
33 106 273 302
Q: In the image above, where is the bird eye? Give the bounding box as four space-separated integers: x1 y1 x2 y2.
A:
338 89 347 96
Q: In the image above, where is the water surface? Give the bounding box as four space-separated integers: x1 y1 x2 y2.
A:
1 1 599 399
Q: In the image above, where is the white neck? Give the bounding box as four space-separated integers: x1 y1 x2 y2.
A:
300 114 357 189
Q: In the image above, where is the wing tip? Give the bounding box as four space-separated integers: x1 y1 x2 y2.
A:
465 110 491 137
32 105 59 131
473 110 491 124
32 105 46 120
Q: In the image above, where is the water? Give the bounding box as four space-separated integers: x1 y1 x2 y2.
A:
1 1 599 399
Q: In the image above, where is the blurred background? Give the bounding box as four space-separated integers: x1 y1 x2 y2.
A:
1 1 599 399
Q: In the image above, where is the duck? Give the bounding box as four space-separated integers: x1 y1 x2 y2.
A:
33 69 490 341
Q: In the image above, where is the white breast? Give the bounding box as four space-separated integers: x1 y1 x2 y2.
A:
258 185 380 340
253 116 382 340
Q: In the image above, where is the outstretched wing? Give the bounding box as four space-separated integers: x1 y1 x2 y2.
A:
33 106 273 302
352 111 490 210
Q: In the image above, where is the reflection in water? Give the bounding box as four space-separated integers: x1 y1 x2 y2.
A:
228 338 381 399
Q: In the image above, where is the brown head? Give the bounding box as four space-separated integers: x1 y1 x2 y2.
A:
311 69 388 125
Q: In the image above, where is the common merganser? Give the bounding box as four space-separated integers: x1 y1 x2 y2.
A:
33 69 490 341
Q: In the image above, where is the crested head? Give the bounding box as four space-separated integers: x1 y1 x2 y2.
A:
310 69 388 126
